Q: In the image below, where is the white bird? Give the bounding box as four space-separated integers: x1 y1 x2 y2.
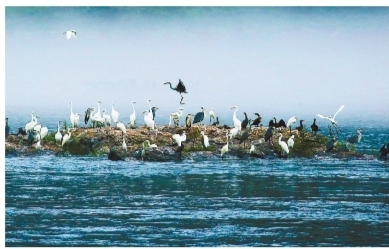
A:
286 116 297 135
74 113 82 128
111 101 119 123
144 140 158 148
35 140 42 150
69 101 76 128
181 131 186 142
317 105 345 134
55 121 63 144
249 143 255 154
25 112 37 132
201 131 209 148
209 108 215 124
145 99 154 121
122 136 127 152
231 106 242 131
288 135 295 148
221 132 229 159
172 131 186 145
143 110 155 131
33 123 42 132
40 126 48 141
129 101 136 127
169 107 184 126
63 30 76 39
116 121 126 135
102 109 111 127
229 125 240 141
62 129 71 146
92 100 102 119
278 134 289 155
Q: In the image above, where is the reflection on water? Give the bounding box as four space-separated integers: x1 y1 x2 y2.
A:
5 155 389 246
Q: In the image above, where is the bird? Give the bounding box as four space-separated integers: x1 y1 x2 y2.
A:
164 79 188 105
252 113 262 127
346 128 363 144
69 101 76 128
35 140 42 150
108 150 124 161
129 101 136 127
111 101 119 123
169 107 184 126
209 108 215 124
17 127 27 137
122 136 127 152
172 131 186 145
229 126 240 142
286 116 297 135
231 106 242 131
193 107 205 126
25 112 37 133
27 130 39 146
212 117 219 126
265 126 274 146
63 30 76 39
185 114 193 128
40 126 48 141
326 137 338 152
296 120 305 133
116 121 126 136
5 118 10 137
379 142 389 160
91 100 102 124
74 113 82 128
201 131 209 149
239 119 252 148
84 107 94 125
175 142 185 157
241 112 249 130
317 105 344 134
249 143 255 154
276 118 287 129
311 118 319 135
136 142 146 161
62 129 71 146
55 121 63 144
102 109 111 127
103 109 111 126
269 118 276 128
144 99 157 121
221 132 229 160
144 140 158 148
288 135 295 148
278 134 289 156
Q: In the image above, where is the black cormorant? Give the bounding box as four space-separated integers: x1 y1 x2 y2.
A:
252 113 262 127
193 107 205 125
5 118 10 137
311 118 319 135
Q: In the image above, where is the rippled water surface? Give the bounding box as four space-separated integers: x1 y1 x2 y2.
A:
6 154 389 246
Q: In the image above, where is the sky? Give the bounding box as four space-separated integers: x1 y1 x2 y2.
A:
4 4 389 121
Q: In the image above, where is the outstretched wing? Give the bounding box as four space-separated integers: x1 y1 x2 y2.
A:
317 114 331 121
333 105 344 119
176 79 187 93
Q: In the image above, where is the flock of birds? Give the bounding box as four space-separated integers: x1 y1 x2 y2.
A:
4 30 389 160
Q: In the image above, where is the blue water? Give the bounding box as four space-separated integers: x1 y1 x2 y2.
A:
5 114 389 246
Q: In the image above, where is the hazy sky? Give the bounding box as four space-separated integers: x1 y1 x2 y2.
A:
5 6 389 119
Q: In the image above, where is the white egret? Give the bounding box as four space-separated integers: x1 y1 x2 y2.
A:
116 121 126 136
62 129 71 146
111 101 119 123
69 101 76 128
317 105 345 134
221 132 229 159
201 131 209 148
231 106 242 131
278 134 289 156
144 140 158 148
129 101 136 127
288 135 295 148
40 126 48 141
209 108 215 124
346 128 363 144
55 121 63 144
25 112 37 132
169 107 184 126
74 113 82 128
122 136 127 152
286 116 297 135
102 109 111 127
249 143 255 154
63 30 76 39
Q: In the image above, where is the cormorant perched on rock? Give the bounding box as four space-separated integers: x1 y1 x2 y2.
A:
185 114 193 128
5 118 10 137
239 119 252 148
265 126 274 146
241 112 249 130
108 150 124 161
311 118 319 135
269 118 276 127
252 113 262 127
379 142 389 160
326 137 338 152
276 118 287 129
212 117 219 126
193 107 205 125
17 127 27 136
84 107 94 124
27 130 39 146
346 128 363 144
164 79 188 105
296 120 304 133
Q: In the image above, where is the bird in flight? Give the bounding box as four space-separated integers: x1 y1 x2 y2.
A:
63 30 77 39
317 105 344 134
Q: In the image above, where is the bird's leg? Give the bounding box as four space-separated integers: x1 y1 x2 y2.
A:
180 94 185 105
333 123 342 133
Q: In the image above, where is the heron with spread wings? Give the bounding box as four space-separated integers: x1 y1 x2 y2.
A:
317 105 344 134
164 79 188 105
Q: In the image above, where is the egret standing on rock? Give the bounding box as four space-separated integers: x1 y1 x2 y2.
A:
62 129 71 146
288 135 295 148
122 136 127 152
201 131 209 149
129 101 136 127
55 121 63 144
221 132 229 160
278 134 289 156
286 116 297 135
209 108 215 124
116 121 126 137
111 101 119 123
102 109 111 127
317 104 344 134
69 101 76 128
231 106 242 131
164 79 188 105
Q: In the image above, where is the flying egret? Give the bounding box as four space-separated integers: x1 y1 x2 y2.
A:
129 101 136 127
63 30 76 39
164 79 188 105
317 105 345 134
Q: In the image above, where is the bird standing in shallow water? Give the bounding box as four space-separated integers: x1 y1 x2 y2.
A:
164 79 188 105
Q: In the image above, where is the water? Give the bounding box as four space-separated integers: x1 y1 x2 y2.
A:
5 115 389 246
